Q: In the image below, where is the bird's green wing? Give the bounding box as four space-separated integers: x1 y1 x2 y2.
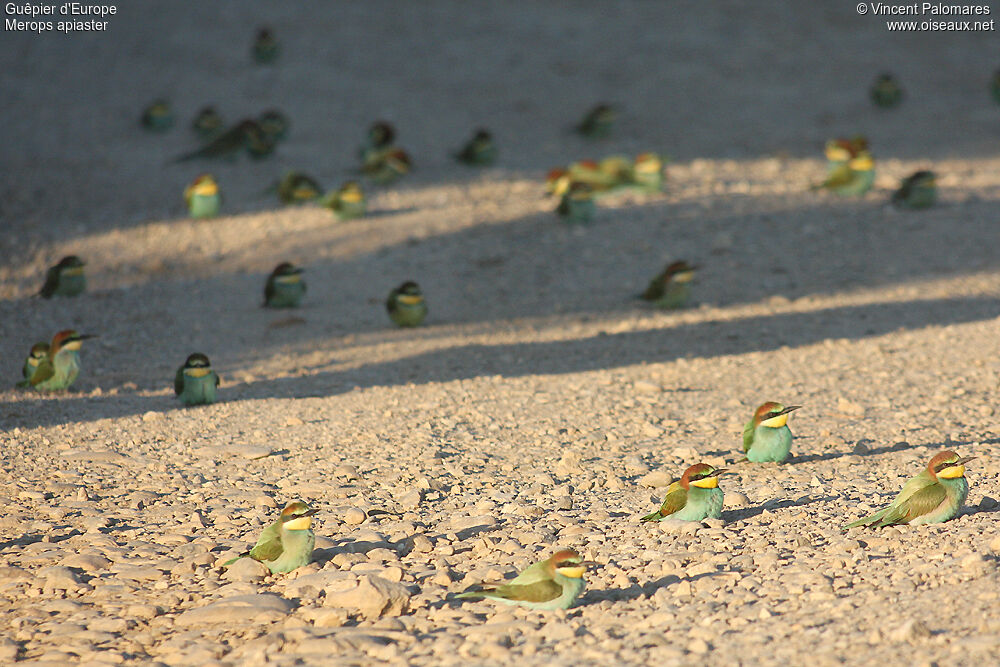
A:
173 366 185 395
640 274 665 301
29 358 55 386
820 163 855 189
248 520 284 562
742 419 755 453
876 483 947 526
506 559 552 586
483 579 563 603
641 481 686 521
263 277 276 306
39 267 59 298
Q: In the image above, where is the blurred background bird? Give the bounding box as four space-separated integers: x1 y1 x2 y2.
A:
141 99 173 132
263 262 306 308
322 180 366 220
252 27 279 64
191 106 224 139
184 174 220 218
638 260 696 309
16 342 50 389
870 73 903 108
455 128 497 166
576 103 616 138
38 255 86 298
174 353 220 406
275 171 321 205
386 281 427 327
557 181 595 222
814 151 875 196
30 329 95 392
892 170 937 209
258 109 289 142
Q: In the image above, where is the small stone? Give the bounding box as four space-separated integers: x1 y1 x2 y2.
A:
175 594 295 626
410 534 433 553
344 508 368 525
398 490 422 510
555 496 573 511
724 492 750 508
687 638 711 654
639 470 674 488
126 604 162 620
323 574 411 620
989 534 1000 553
979 496 998 511
892 619 932 642
62 554 111 572
838 398 865 418
223 557 268 582
39 566 81 589
674 580 692 597
659 519 701 535
141 411 163 422
335 465 360 480
302 608 347 628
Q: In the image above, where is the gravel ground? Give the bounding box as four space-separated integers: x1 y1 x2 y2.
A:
2 3 999 666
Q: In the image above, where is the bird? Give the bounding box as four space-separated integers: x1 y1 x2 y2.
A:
630 152 665 193
844 451 975 529
556 181 595 222
276 171 321 204
870 73 903 108
16 342 50 389
892 170 936 209
141 99 173 131
742 402 801 462
252 27 279 64
184 174 221 218
362 148 411 184
455 129 497 166
576 103 616 138
174 353 220 406
225 501 317 574
456 549 593 610
638 260 696 309
814 151 875 196
263 262 306 308
192 106 224 139
30 330 95 392
38 255 86 298
258 109 289 142
176 119 264 162
823 136 868 177
640 463 728 522
358 120 396 165
386 281 427 327
322 181 366 220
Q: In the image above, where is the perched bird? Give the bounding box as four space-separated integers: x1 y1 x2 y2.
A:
992 69 1000 105
824 136 869 170
141 99 173 132
16 342 50 388
638 260 696 309
276 171 321 204
192 106 224 139
844 451 974 529
252 27 279 64
386 281 427 327
556 181 595 222
184 174 221 218
742 402 801 463
226 501 317 574
456 549 592 610
322 181 366 220
258 109 289 142
173 353 220 406
30 330 95 392
263 262 306 308
176 119 264 162
576 103 616 138
640 464 728 522
630 152 665 193
892 170 936 209
362 147 411 184
358 121 396 165
38 255 86 298
245 121 276 159
815 151 875 196
870 73 903 108
455 129 497 166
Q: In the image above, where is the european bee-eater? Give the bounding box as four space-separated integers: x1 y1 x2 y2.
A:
38 255 86 298
742 402 801 463
141 99 173 132
252 27 279 64
322 181 366 220
226 501 317 574
892 170 936 209
456 549 593 610
815 152 875 196
386 281 427 327
276 171 321 204
174 353 219 406
31 330 95 392
638 260 696 309
631 152 665 193
192 106 224 139
824 136 869 171
455 129 497 166
263 262 306 308
358 121 395 165
845 451 974 529
362 148 411 184
871 73 903 108
184 174 220 218
16 342 49 388
576 103 616 138
640 464 728 522
258 109 289 142
557 181 595 222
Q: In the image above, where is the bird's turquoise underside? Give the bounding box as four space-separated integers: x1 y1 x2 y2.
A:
745 425 793 462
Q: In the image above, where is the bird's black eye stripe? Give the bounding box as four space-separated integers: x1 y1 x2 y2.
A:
555 560 579 568
767 412 782 420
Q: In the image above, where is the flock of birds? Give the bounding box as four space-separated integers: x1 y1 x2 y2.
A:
13 26 997 610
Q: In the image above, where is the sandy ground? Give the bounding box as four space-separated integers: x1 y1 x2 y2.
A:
2 2 1000 665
